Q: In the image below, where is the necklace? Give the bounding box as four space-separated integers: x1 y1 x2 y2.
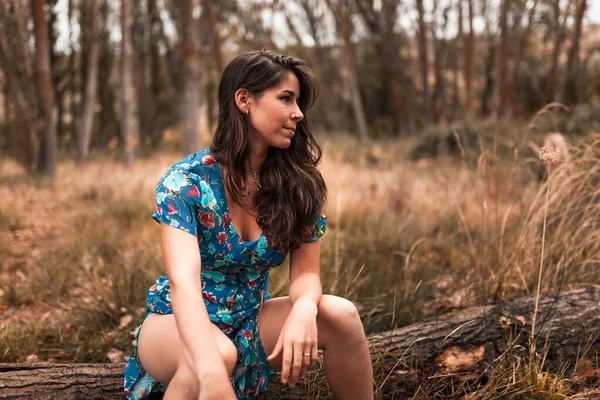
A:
247 168 261 195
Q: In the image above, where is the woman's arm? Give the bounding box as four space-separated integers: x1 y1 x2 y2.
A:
289 240 323 308
160 223 227 379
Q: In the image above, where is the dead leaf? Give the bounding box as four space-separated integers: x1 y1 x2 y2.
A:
516 315 526 325
438 345 485 373
103 330 118 345
119 314 133 330
25 354 40 363
106 348 125 363
574 357 600 379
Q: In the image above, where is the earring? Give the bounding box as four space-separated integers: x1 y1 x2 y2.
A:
246 109 250 115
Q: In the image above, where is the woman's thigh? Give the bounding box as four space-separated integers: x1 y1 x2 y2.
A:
258 294 356 371
137 313 238 385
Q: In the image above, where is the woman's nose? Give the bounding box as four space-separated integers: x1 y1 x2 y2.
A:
293 106 304 121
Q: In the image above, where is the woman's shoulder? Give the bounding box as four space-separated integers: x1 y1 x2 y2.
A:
161 147 218 183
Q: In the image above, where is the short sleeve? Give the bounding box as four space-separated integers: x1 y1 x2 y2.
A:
152 167 203 237
303 208 327 243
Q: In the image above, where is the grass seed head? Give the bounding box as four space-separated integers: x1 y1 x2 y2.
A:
539 145 563 166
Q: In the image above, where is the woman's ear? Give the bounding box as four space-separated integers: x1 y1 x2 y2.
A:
234 88 252 114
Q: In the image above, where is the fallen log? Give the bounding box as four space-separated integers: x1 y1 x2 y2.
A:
1 287 599 399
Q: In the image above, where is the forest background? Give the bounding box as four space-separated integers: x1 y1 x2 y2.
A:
1 0 600 398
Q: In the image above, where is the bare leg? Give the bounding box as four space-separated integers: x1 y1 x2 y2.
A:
137 313 238 398
258 295 374 399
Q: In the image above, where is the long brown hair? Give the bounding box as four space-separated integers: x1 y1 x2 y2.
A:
210 49 326 252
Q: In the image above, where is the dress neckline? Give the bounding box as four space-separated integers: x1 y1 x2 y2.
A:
211 150 264 246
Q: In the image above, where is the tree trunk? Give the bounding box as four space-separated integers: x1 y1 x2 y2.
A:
0 1 39 171
67 0 79 148
206 0 224 74
32 0 58 176
506 0 538 118
180 0 201 154
547 0 572 103
335 0 369 141
495 0 509 118
120 0 138 165
416 0 430 124
463 0 474 113
561 0 587 104
77 0 99 163
2 288 600 399
431 2 449 123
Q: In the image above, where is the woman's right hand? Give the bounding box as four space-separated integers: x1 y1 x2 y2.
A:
198 368 237 400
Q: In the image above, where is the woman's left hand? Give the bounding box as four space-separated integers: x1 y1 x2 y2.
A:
267 297 319 387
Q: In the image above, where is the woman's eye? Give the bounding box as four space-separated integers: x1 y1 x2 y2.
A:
282 96 291 102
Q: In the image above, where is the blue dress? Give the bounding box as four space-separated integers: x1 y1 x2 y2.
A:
123 147 327 399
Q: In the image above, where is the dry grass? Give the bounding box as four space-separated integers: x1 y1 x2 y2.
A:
1 120 599 397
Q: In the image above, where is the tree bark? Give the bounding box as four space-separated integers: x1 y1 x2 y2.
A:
3 288 600 398
77 0 99 163
120 0 138 165
180 0 202 154
32 0 58 176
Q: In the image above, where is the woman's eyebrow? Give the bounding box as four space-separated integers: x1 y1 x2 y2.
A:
280 90 297 97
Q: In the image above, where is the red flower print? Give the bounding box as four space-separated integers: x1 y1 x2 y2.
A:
227 243 233 250
248 280 256 290
238 238 243 244
187 186 200 197
156 205 162 215
199 211 215 228
304 227 312 240
202 291 217 303
217 232 227 244
223 213 231 229
201 281 206 290
202 155 215 167
166 302 172 308
227 295 235 307
242 329 253 340
168 201 177 215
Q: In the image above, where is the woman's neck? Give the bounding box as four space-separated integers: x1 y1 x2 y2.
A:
248 143 268 172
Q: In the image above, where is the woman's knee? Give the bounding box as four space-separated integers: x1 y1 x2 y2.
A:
219 338 238 377
319 295 363 332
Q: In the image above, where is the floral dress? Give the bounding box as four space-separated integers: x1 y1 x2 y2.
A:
123 147 327 399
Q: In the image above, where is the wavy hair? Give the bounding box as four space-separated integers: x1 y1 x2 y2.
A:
210 49 326 252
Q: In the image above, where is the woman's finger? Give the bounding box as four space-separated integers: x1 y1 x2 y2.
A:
280 339 293 384
288 342 304 386
267 334 283 361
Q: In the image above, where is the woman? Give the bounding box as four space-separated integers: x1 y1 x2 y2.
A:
124 49 374 400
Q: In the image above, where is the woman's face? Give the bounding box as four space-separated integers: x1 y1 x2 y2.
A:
244 71 304 150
